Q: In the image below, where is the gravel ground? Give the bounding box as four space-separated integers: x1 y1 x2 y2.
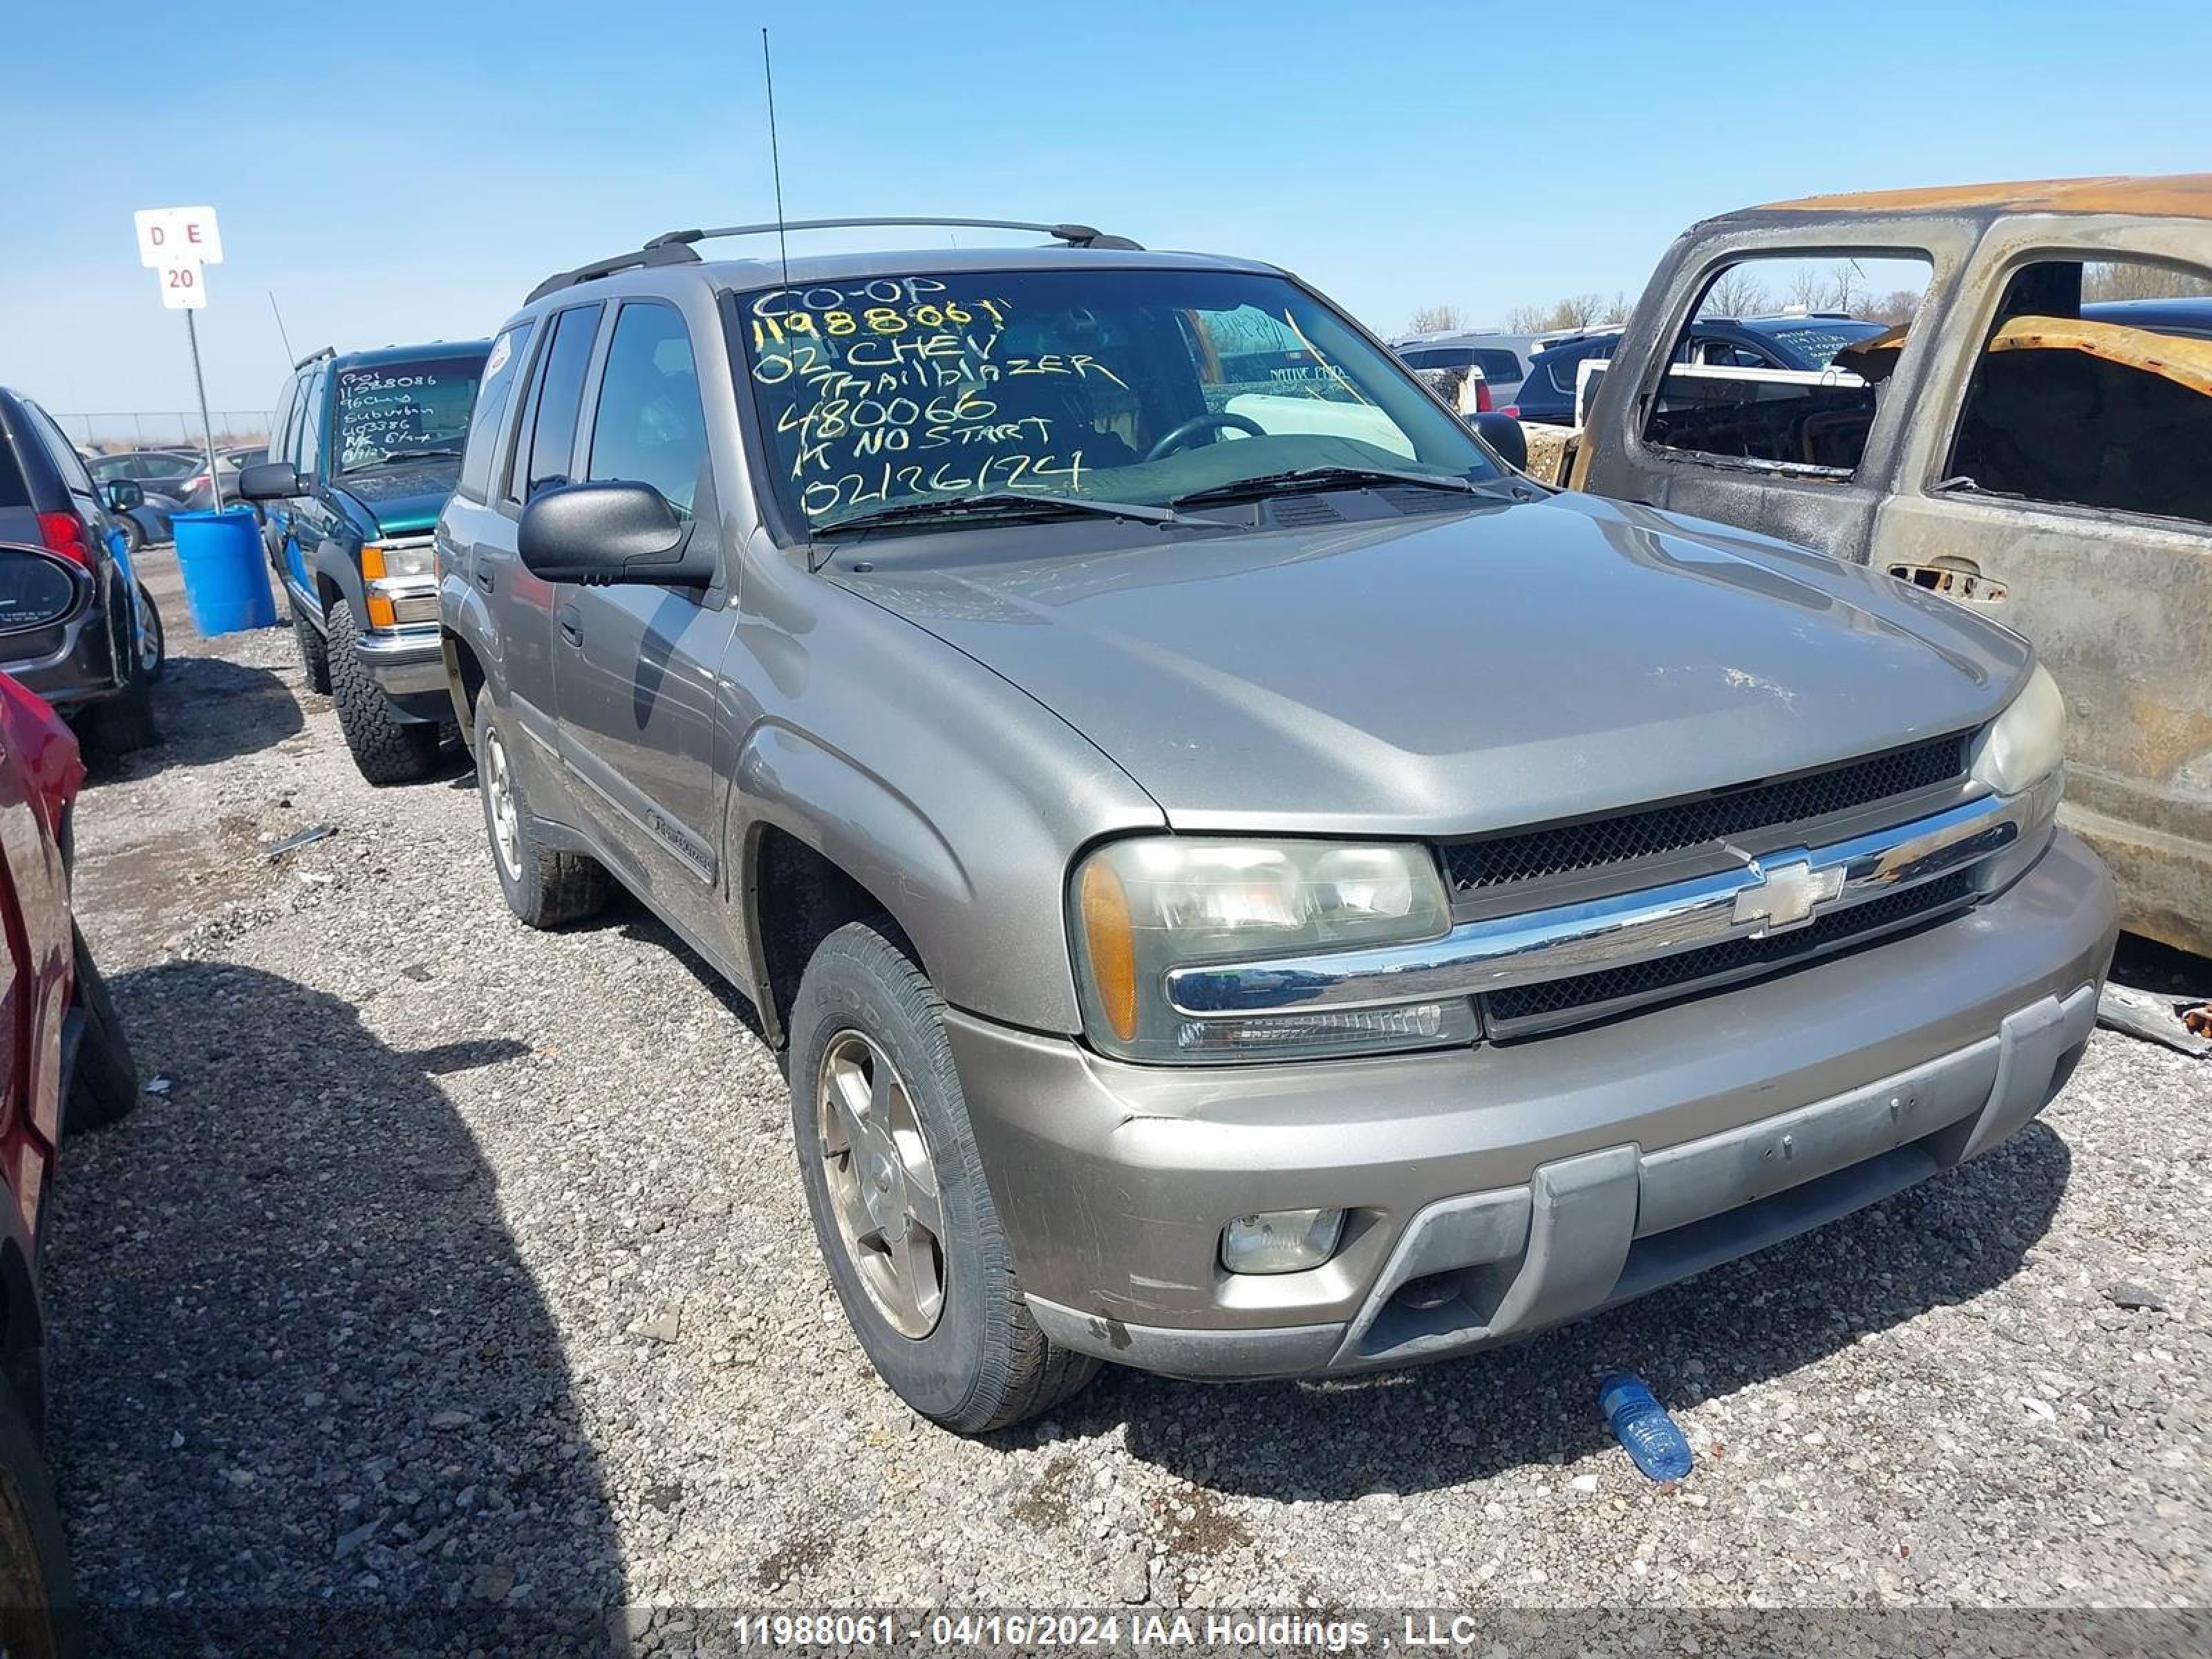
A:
39 551 2211 1645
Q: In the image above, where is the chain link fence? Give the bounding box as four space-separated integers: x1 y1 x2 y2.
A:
55 412 274 453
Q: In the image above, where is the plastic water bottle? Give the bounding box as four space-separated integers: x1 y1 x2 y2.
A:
1599 1371 1694 1482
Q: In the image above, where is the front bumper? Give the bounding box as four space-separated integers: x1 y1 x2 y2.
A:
950 830 2117 1379
353 625 449 718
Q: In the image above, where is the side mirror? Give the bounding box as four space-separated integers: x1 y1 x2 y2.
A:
1470 411 1528 472
103 480 144 512
237 460 302 501
518 481 714 587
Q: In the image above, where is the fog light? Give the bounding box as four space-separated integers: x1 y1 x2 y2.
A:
1221 1208 1344 1275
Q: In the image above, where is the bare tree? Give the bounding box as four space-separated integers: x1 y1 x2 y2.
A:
1785 264 1828 312
1502 302 1549 333
1699 264 1772 319
2082 260 2212 301
1599 290 1632 325
1862 288 1923 326
1407 303 1468 334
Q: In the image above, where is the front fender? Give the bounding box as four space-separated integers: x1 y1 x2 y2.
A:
734 722 973 1000
309 539 366 625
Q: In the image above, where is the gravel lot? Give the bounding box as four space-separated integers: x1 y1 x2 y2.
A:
39 551 2211 1645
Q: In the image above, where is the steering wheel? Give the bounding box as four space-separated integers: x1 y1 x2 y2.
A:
1144 411 1266 462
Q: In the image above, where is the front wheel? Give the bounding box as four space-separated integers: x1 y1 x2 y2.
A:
789 919 1098 1432
326 599 440 785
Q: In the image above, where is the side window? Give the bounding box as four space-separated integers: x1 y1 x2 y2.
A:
587 303 709 517
1945 255 2212 527
294 372 326 479
1644 252 1931 476
26 404 95 498
457 321 536 502
517 306 602 503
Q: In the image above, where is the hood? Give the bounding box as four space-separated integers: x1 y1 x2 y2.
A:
332 457 460 538
836 492 2031 837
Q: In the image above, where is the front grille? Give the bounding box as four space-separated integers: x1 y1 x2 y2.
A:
1442 733 1971 894
1483 868 1976 1029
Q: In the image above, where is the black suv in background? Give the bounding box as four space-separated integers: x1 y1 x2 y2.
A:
241 341 488 782
0 386 165 753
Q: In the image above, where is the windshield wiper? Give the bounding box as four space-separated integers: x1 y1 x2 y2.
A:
364 447 462 465
813 491 1187 537
1170 465 1483 509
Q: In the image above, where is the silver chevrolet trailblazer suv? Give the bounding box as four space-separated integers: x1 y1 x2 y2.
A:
437 217 2117 1432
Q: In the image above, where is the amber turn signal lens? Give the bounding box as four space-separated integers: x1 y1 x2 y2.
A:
359 544 387 580
1079 857 1138 1043
364 593 398 629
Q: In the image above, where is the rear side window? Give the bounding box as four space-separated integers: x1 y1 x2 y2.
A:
24 405 95 499
586 304 707 517
515 306 602 502
1467 349 1523 384
457 321 536 502
0 418 30 511
1947 256 2212 527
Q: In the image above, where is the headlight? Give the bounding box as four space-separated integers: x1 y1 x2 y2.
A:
362 540 434 581
1971 663 2067 796
1069 837 1476 1064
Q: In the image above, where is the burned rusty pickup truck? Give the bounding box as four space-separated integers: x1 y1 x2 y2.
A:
1541 175 2212 958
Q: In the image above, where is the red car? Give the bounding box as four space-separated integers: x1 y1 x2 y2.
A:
0 643 138 1657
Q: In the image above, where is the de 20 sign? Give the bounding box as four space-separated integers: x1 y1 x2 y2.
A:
133 205 224 310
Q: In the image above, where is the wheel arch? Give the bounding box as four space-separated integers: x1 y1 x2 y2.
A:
734 727 971 1047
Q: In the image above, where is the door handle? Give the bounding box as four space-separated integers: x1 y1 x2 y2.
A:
475 563 494 592
558 605 582 647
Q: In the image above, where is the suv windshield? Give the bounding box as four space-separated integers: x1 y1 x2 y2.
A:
735 268 1502 533
334 355 486 474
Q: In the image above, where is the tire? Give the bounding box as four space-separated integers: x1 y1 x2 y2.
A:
64 926 137 1133
326 599 439 785
133 583 164 685
77 682 156 760
118 515 144 559
291 599 331 696
0 1373 77 1659
789 919 1099 1433
474 695 606 928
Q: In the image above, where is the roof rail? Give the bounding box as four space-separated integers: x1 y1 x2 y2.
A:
292 345 336 371
525 241 704 305
643 217 1143 253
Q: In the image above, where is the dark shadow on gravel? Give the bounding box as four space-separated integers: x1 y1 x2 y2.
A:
1088 1124 2071 1499
82 655 303 782
610 902 771 1049
42 962 627 1656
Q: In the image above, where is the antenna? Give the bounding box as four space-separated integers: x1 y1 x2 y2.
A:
268 291 297 364
761 28 791 288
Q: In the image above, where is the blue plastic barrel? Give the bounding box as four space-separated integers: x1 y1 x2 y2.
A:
171 507 276 635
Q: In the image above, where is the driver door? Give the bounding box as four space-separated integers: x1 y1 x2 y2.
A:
552 298 733 947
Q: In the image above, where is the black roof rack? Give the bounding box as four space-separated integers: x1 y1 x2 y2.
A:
527 218 1141 303
644 217 1141 252
292 345 336 371
525 241 704 304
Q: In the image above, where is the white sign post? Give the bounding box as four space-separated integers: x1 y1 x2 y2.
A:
134 205 225 507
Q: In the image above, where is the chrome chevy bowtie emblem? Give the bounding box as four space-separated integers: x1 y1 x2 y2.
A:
1730 852 1844 935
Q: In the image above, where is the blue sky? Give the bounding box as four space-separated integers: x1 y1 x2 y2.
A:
6 0 2208 422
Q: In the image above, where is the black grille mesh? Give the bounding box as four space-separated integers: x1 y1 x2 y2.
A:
1443 733 1970 894
1483 870 1976 1028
